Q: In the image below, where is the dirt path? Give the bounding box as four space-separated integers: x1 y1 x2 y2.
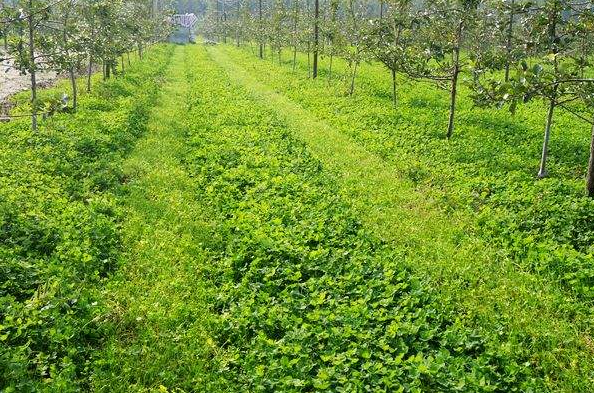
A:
0 56 58 102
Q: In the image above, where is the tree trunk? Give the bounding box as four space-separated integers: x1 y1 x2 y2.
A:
27 0 37 131
586 116 594 197
538 8 559 179
328 53 333 83
312 0 319 78
504 0 515 83
87 55 93 92
127 52 131 66
105 61 111 79
222 0 227 44
258 0 263 59
446 21 463 139
538 96 556 179
292 0 298 71
236 0 241 46
391 68 397 107
307 41 311 78
349 58 358 96
121 55 125 73
587 118 594 197
69 67 77 111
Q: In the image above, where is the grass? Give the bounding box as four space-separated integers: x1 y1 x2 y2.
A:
90 45 215 392
0 45 173 392
2 41 593 391
202 43 594 391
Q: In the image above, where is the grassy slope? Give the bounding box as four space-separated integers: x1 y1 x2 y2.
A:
203 44 594 391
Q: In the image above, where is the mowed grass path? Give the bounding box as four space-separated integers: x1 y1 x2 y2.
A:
205 45 593 390
91 46 215 391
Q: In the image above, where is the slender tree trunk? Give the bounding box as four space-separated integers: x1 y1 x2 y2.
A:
127 52 131 66
121 55 125 73
222 0 227 44
138 43 143 60
258 0 263 59
538 95 556 178
105 61 111 79
102 61 106 81
538 5 559 178
236 0 241 46
504 0 515 83
69 67 77 111
587 116 594 197
391 68 397 107
328 53 333 83
349 57 358 95
87 55 93 92
347 0 359 95
27 0 37 131
307 41 311 78
312 0 319 78
446 21 463 139
292 0 298 71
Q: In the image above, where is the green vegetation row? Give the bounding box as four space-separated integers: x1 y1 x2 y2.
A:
203 43 594 391
221 42 594 307
0 45 173 392
172 45 543 392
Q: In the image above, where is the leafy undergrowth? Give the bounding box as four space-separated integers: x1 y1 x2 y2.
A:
204 45 594 391
0 45 173 392
219 46 594 302
183 46 543 392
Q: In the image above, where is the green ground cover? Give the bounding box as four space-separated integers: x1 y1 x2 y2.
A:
202 44 594 391
2 42 593 392
0 45 173 391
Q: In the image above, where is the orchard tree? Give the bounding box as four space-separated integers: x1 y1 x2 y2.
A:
44 0 85 110
343 0 371 95
401 0 482 139
6 0 54 131
363 0 414 106
472 0 594 180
